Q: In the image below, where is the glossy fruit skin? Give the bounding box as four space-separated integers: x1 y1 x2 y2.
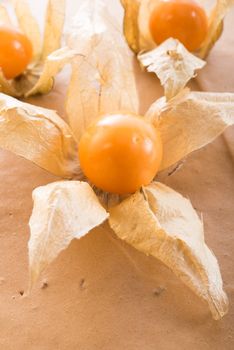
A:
149 0 208 52
78 113 163 194
0 26 33 79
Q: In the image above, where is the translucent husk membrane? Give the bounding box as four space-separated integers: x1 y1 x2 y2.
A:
0 0 76 97
120 0 234 98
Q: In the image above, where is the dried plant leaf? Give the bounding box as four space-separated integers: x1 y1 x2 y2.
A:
0 4 12 25
0 48 74 98
121 0 157 53
0 71 20 97
121 0 233 59
109 182 228 320
198 0 234 59
11 0 41 60
146 90 234 171
0 1 69 97
137 0 158 52
120 0 141 53
0 93 79 178
66 0 139 142
41 0 65 61
138 39 206 100
29 181 108 285
26 47 76 97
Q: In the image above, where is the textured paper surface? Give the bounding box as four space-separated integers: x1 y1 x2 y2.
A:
0 1 233 349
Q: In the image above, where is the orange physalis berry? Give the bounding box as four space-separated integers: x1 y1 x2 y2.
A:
79 113 163 194
149 0 208 52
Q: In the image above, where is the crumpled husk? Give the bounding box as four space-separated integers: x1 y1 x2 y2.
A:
120 0 234 87
198 0 234 59
0 0 72 97
24 47 77 97
29 181 108 286
138 38 206 100
120 0 141 53
66 0 139 142
121 0 234 56
109 182 229 320
145 89 234 170
0 93 79 178
41 0 66 61
11 0 42 61
0 4 12 26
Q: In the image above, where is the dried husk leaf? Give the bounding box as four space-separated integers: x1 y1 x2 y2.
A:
109 182 228 320
121 0 157 52
0 1 69 97
0 48 74 98
29 181 108 285
66 0 139 142
11 0 42 61
0 93 79 178
137 0 158 52
121 0 233 61
198 0 234 59
138 38 206 100
120 0 141 53
145 90 234 171
0 71 20 97
25 47 77 97
0 4 12 25
41 0 65 61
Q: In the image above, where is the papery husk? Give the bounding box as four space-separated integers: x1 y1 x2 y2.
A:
11 0 42 61
145 89 234 171
25 47 77 97
66 0 139 142
0 71 20 97
29 181 108 286
138 38 206 100
198 0 234 58
120 0 156 52
0 0 69 98
137 0 158 52
0 93 79 178
0 48 75 98
109 182 228 320
0 4 12 26
120 0 141 53
41 0 66 61
121 0 234 59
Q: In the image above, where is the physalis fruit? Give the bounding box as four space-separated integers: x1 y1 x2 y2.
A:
79 113 163 194
0 26 33 79
149 0 208 52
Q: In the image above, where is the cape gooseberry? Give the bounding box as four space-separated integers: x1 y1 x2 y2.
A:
0 26 33 79
78 113 163 194
149 0 208 52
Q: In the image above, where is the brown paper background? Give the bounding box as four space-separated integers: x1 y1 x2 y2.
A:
0 1 233 349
